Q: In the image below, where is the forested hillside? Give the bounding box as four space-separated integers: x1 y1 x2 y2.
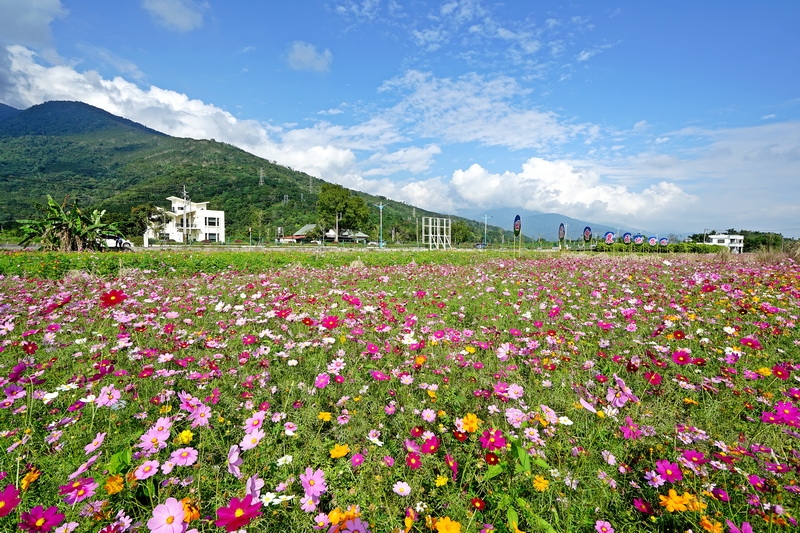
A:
0 101 485 242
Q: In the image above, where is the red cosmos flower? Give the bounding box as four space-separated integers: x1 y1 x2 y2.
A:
644 372 662 386
485 452 500 465
673 329 686 340
470 497 486 511
406 452 422 470
452 430 468 442
99 289 127 308
21 341 38 355
772 365 790 380
215 494 262 532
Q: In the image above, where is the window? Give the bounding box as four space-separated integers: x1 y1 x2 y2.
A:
207 233 219 242
205 217 218 227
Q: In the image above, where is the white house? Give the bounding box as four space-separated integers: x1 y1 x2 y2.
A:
706 234 744 253
144 196 226 245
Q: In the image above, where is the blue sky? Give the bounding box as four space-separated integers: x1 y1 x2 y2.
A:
1 0 799 237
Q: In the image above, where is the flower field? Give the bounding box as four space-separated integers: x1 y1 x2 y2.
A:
1 252 799 533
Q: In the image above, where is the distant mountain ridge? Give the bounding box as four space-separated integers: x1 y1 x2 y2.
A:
0 101 165 137
0 100 628 242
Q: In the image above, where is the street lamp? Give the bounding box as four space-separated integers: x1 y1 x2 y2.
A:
375 202 385 247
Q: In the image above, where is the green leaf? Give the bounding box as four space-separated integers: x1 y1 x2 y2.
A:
534 457 550 470
513 440 531 474
515 497 557 533
485 463 504 480
107 446 132 475
507 507 520 532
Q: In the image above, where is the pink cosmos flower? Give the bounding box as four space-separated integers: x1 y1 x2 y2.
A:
227 445 243 478
135 460 160 480
95 385 121 407
169 447 198 467
240 428 264 451
595 520 614 533
147 497 186 533
243 411 266 434
300 467 327 499
84 432 106 454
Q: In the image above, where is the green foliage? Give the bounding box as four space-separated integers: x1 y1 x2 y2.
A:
316 183 370 236
16 195 122 251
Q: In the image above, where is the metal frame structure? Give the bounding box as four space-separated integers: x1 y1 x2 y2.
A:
421 217 451 250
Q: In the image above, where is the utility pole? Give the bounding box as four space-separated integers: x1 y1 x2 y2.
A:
334 212 341 244
482 214 492 248
182 185 188 244
375 202 385 247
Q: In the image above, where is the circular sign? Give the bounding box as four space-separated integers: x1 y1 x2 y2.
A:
583 226 592 243
648 236 658 246
604 231 614 244
633 234 644 245
513 215 521 237
623 232 632 244
659 237 668 246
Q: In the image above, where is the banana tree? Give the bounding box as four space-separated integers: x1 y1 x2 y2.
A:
17 195 123 251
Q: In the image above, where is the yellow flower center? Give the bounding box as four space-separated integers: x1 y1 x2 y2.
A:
36 519 46 527
235 508 245 518
166 516 174 524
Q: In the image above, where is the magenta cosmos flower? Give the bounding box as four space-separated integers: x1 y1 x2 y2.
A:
215 494 262 532
479 428 506 451
0 484 21 517
147 497 186 533
18 505 65 533
300 467 327 499
654 459 682 483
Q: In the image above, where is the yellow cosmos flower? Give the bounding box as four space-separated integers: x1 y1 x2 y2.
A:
21 468 41 491
178 429 194 444
659 489 689 512
461 413 480 433
435 516 462 533
330 443 350 458
532 475 549 492
318 412 332 422
104 474 124 495
435 476 448 487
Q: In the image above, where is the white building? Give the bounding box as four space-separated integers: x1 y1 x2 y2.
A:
143 196 225 245
706 234 744 253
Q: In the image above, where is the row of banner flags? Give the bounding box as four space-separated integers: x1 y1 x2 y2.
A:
511 216 669 246
557 221 668 246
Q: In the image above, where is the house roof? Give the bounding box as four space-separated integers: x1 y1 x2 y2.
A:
293 224 317 236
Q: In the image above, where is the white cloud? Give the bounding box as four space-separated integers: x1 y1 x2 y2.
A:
449 158 698 226
0 0 67 48
363 145 441 176
141 0 208 32
285 41 333 72
381 70 583 150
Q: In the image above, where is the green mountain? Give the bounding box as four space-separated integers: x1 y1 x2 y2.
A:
0 100 489 243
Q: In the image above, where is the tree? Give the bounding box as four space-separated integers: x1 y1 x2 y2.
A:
17 195 122 251
316 184 369 240
452 220 476 245
131 203 169 244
